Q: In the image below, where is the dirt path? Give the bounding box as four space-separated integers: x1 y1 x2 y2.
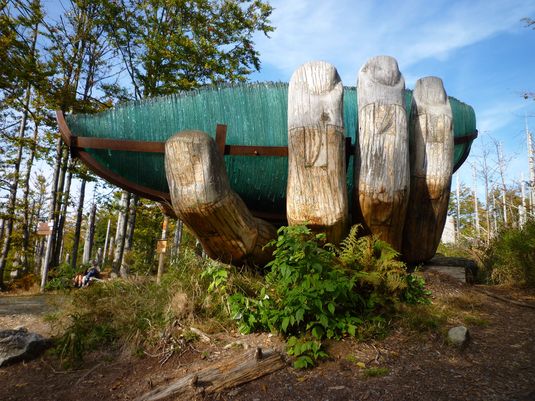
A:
0 273 534 401
0 294 63 336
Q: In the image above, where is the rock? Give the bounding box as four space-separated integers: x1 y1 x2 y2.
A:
448 326 469 347
0 327 50 367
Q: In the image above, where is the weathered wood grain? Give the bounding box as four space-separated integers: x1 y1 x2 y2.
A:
354 56 409 251
165 131 276 266
402 77 453 262
287 61 348 243
134 348 286 401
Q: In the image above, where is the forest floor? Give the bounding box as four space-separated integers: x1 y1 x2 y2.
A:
0 270 534 401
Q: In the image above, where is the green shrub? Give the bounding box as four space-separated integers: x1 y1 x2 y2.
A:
482 219 535 287
45 263 78 291
229 225 430 368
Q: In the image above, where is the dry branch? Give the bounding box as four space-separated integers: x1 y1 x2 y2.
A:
134 348 286 401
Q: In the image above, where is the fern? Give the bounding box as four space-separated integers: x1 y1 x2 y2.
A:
336 226 410 304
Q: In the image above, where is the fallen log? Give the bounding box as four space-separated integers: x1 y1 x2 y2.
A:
165 131 276 266
402 77 454 262
354 55 410 251
287 61 348 243
135 348 286 401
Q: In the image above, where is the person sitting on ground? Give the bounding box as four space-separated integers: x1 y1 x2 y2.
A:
81 264 100 287
72 260 101 288
73 273 84 288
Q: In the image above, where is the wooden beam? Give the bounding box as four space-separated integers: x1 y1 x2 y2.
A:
77 149 171 203
454 131 478 145
215 124 227 156
224 145 288 157
74 137 165 153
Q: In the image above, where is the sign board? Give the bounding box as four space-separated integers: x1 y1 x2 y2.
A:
37 221 53 236
156 239 168 254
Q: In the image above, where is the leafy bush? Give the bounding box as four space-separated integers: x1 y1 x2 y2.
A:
229 225 430 368
45 263 78 291
482 219 535 287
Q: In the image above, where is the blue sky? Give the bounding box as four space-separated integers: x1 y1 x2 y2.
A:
249 0 535 191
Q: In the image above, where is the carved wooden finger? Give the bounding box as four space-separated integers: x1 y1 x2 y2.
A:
402 77 453 262
287 61 348 243
354 55 410 252
165 131 276 266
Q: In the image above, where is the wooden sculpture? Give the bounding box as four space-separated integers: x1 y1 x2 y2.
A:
56 55 478 267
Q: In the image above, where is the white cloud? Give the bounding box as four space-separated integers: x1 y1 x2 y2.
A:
255 0 535 83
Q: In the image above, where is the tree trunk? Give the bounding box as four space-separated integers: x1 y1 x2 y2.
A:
354 55 409 252
70 177 86 270
124 194 138 250
120 194 138 277
82 203 97 264
21 122 40 272
286 61 348 244
171 219 183 260
165 131 276 267
54 158 73 266
41 137 63 290
402 77 453 263
34 237 44 276
51 147 69 266
112 191 130 275
102 218 111 267
0 87 32 289
156 216 169 284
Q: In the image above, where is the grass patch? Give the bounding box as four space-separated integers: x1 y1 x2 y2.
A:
345 354 359 364
398 303 448 333
50 248 261 367
363 367 390 377
463 315 490 327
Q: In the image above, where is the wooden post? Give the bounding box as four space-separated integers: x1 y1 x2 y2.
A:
165 131 276 267
402 77 454 262
156 216 168 284
354 55 409 252
287 61 348 243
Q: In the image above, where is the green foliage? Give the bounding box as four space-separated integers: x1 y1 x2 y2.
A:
201 263 229 293
286 336 328 369
98 0 274 97
230 225 430 368
482 219 535 287
403 273 431 305
45 263 77 291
